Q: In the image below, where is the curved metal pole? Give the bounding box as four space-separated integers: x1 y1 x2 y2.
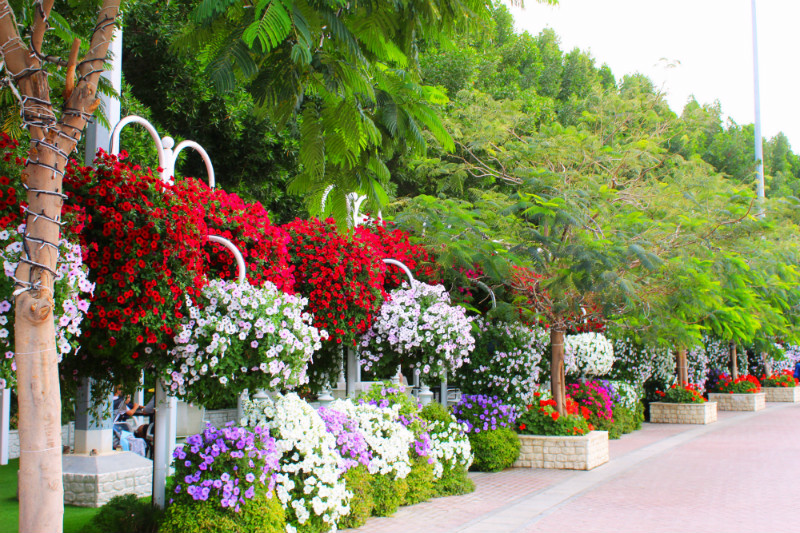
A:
208 235 246 284
473 280 497 310
320 184 335 215
109 115 166 177
174 140 216 189
382 258 415 285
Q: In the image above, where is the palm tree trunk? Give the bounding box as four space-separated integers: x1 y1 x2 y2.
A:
550 328 567 415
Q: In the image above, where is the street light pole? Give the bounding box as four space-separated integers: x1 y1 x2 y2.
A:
752 0 765 217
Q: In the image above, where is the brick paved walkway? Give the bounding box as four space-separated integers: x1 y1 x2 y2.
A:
353 402 800 533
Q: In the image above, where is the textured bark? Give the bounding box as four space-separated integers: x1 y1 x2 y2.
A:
550 328 567 416
676 348 688 386
0 1 120 531
730 343 738 380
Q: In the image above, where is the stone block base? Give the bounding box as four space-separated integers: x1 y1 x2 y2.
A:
707 392 766 411
513 430 608 471
62 452 152 507
650 402 717 424
763 387 800 402
204 409 238 428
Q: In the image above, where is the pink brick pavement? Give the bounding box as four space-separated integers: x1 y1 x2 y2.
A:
352 402 800 533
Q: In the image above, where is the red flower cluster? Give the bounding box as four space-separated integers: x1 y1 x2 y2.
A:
283 218 387 345
354 222 440 290
760 369 799 388
718 374 761 394
172 178 294 292
62 151 208 383
0 134 23 229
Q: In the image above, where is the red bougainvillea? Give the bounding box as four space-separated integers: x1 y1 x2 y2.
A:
354 222 440 290
172 177 294 292
62 150 208 384
283 217 387 346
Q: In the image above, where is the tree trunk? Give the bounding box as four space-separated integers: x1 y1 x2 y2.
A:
550 328 567 416
730 343 738 380
0 2 120 531
762 352 772 377
675 348 688 386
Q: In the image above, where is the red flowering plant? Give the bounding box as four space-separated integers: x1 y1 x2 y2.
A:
760 369 799 388
655 383 706 404
354 221 440 290
282 218 387 386
717 374 761 394
566 381 615 426
172 178 294 292
516 394 592 436
61 150 209 393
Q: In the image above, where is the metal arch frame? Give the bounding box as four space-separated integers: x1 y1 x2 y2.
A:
472 279 497 310
109 115 216 188
208 235 246 284
382 258 415 286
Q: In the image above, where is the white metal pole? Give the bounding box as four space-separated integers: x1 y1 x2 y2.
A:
752 0 765 216
0 387 9 465
152 379 173 507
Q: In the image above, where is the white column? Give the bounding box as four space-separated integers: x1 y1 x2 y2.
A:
440 370 448 408
153 379 176 508
85 27 121 165
346 348 358 397
0 387 9 465
73 379 113 454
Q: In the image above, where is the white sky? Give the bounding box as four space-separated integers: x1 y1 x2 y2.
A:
509 0 800 150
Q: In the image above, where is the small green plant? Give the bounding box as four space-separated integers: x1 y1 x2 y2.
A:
433 466 475 497
371 473 408 517
79 494 160 533
468 427 520 472
159 492 285 533
655 383 705 403
337 465 374 529
403 456 435 505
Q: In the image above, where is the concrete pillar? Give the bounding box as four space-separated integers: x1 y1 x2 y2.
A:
73 379 113 454
440 370 448 408
346 347 358 398
153 379 176 508
0 387 9 465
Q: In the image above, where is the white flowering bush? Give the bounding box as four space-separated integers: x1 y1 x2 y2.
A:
164 279 326 406
359 281 475 380
687 345 709 391
1 226 93 389
608 335 674 389
603 380 642 410
774 344 800 372
328 399 414 479
242 393 350 532
565 332 615 377
452 319 548 408
426 416 472 480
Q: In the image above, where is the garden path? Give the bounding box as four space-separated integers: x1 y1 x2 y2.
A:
353 401 800 533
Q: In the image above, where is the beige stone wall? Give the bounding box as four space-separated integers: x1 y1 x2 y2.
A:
63 465 152 507
513 431 609 471
650 402 717 425
707 392 766 411
763 387 800 402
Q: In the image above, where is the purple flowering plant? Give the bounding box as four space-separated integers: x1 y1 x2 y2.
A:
451 394 518 434
317 406 372 471
171 422 281 512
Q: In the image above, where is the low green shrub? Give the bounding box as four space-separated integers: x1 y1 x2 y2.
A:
403 456 435 506
433 466 475 497
370 473 408 517
468 427 520 472
79 494 160 533
159 491 285 533
337 465 374 530
596 402 644 439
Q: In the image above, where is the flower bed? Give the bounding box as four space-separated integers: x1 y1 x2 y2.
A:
707 392 766 411
762 387 800 402
512 431 609 470
650 402 717 424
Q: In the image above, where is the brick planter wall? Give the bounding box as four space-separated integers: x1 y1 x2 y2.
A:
763 387 800 402
707 392 766 411
513 430 609 471
205 409 238 428
650 402 717 424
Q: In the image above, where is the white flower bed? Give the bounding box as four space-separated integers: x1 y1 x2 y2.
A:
242 393 350 531
565 332 615 377
426 417 473 480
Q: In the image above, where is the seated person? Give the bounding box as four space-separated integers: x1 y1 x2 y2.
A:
112 385 140 451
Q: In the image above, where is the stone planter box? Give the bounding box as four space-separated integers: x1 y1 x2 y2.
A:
513 430 608 471
763 386 800 402
650 401 717 425
707 392 766 411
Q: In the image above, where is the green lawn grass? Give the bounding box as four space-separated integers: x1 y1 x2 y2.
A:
0 459 100 533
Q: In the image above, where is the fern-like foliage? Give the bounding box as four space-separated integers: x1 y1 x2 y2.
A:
176 0 490 223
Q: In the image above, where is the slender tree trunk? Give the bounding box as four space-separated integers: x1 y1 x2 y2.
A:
762 352 772 377
675 348 688 386
550 328 567 416
730 343 738 380
0 2 120 530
